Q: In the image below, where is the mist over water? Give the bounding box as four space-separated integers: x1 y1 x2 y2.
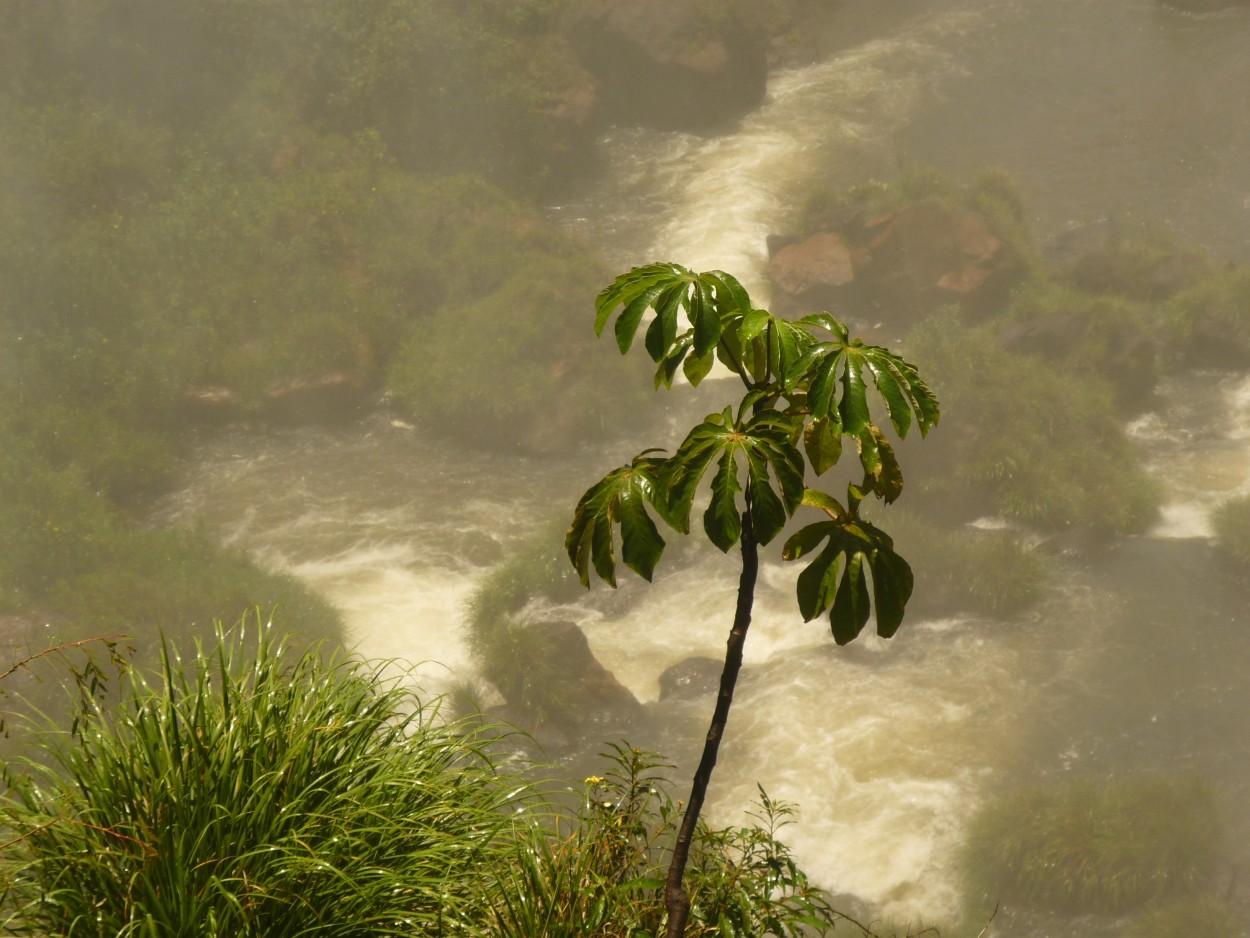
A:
152 0 1250 925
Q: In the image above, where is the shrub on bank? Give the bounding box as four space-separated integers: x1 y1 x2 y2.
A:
386 261 654 451
1210 493 1250 570
961 774 1219 916
869 508 1050 618
904 316 1160 535
0 439 340 653
1 625 896 938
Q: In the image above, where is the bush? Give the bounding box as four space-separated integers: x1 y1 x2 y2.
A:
1210 493 1250 570
868 509 1050 618
387 260 653 451
0 618 510 935
961 774 1219 916
1124 894 1242 938
463 521 589 729
904 316 1161 535
0 437 340 648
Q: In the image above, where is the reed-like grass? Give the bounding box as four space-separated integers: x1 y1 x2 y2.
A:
0 614 511 936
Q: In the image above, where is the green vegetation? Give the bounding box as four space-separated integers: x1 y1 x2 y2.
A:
0 440 338 655
1210 493 1250 569
904 316 1160 535
0 619 511 935
1 622 903 938
570 263 938 935
1124 894 1241 938
961 774 1219 916
868 509 1050 618
491 745 848 938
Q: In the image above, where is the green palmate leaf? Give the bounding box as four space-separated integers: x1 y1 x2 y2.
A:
782 514 914 644
692 279 721 357
803 416 842 475
655 334 694 389
845 423 903 508
739 308 771 343
596 262 759 370
595 264 681 336
683 348 717 386
662 409 806 551
567 455 672 587
703 270 753 318
706 450 743 552
838 351 871 436
646 279 687 361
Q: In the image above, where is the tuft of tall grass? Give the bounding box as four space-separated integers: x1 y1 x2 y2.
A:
960 774 1219 916
0 614 511 936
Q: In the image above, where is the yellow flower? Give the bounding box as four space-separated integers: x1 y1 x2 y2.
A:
583 775 605 786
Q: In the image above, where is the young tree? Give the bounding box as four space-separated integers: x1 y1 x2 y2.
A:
566 263 939 936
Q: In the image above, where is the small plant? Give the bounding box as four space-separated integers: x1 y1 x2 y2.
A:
489 743 851 938
0 614 510 936
568 262 938 934
961 774 1219 916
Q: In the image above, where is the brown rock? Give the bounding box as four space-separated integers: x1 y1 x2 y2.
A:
859 205 1004 296
767 232 854 296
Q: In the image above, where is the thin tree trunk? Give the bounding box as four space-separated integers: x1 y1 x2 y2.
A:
664 506 758 937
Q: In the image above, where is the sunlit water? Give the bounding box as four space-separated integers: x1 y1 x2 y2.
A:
156 0 1250 923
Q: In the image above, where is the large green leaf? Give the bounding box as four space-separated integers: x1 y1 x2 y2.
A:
781 513 914 644
566 454 674 587
789 314 940 440
595 262 755 368
661 409 806 551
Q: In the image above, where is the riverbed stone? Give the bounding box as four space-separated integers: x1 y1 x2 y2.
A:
658 656 723 702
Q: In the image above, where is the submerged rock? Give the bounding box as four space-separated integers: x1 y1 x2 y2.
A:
658 656 723 702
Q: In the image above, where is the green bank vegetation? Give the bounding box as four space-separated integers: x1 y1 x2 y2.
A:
0 620 903 938
960 773 1233 937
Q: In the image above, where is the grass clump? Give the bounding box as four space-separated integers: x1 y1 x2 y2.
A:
0 616 509 936
961 774 1219 916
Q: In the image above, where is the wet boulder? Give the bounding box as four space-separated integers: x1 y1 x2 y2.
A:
658 656 723 702
766 232 855 312
485 620 644 744
850 204 1016 319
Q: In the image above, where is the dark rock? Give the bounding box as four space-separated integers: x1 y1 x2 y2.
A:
658 656 723 702
484 620 644 746
567 0 768 131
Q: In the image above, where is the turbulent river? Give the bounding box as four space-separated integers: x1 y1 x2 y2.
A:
155 0 1250 923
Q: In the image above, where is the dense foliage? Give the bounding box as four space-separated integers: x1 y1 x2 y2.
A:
0 622 893 938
